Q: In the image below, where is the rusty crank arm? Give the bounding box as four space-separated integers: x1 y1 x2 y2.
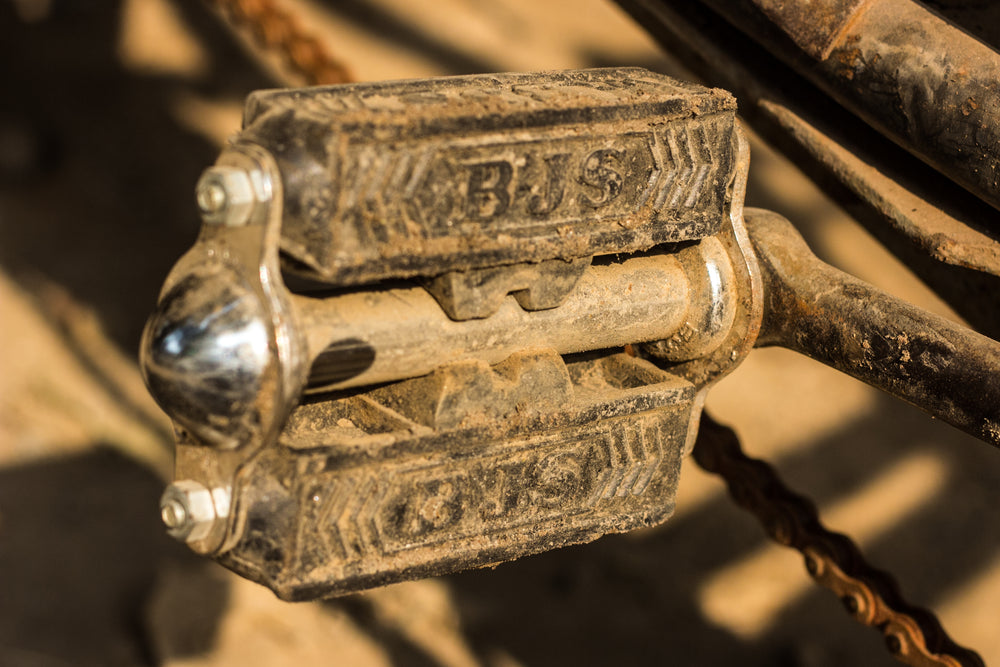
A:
746 208 1000 448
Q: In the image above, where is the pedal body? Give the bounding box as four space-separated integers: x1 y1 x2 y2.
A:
231 351 693 599
243 68 737 288
141 68 760 600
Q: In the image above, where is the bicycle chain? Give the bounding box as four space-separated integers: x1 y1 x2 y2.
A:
210 0 352 85
693 414 984 667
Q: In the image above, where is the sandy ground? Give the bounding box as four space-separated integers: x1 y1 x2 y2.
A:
2 1 999 665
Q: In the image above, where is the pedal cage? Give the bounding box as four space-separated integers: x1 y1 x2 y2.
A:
224 349 692 599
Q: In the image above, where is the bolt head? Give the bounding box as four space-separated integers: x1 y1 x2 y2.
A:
161 498 188 529
195 166 259 226
196 181 228 214
160 481 229 543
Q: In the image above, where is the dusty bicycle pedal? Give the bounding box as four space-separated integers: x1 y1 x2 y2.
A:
140 68 761 599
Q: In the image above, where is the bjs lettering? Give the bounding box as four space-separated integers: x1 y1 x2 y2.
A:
464 149 625 221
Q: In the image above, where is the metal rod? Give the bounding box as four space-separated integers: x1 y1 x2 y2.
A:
694 0 1000 215
292 253 699 393
747 208 1000 448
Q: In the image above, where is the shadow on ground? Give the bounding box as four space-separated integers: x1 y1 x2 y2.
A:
0 448 228 667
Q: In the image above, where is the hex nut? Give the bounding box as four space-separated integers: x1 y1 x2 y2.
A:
195 166 258 226
160 480 229 543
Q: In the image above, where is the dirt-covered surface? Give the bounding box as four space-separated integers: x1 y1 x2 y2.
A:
2 1 999 665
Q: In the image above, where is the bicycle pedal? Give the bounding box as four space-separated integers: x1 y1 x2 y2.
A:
141 67 761 599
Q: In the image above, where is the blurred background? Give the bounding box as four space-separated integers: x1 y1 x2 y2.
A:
2 1 998 665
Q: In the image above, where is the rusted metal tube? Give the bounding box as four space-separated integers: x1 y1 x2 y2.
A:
614 0 1000 339
747 208 1000 448
696 0 1000 213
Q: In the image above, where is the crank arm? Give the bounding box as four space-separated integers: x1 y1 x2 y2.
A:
747 208 1000 447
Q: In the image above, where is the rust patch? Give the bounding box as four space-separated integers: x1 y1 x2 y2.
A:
750 0 874 60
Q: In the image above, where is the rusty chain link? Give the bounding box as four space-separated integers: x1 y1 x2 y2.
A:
209 0 352 85
693 414 984 667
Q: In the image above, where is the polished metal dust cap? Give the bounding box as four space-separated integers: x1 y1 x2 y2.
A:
140 265 272 448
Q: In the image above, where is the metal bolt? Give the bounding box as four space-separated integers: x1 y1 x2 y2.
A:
195 166 260 226
159 480 230 543
196 181 228 215
161 498 188 529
